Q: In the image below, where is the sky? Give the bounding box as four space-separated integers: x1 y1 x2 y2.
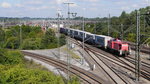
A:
0 0 149 18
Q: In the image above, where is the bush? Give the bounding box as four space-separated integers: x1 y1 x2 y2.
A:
0 49 23 65
0 49 80 84
0 65 65 84
68 76 80 84
60 34 66 46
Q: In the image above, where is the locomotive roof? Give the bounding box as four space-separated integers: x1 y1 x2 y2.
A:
111 39 128 44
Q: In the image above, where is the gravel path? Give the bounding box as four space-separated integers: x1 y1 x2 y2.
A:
23 45 90 78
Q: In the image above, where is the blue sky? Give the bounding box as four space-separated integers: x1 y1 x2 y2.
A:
0 0 149 18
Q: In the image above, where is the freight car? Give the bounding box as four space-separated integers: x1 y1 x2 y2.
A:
60 28 66 34
84 32 95 44
95 35 112 49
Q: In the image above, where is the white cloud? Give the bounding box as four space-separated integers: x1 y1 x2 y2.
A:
70 4 78 7
15 4 24 8
29 6 49 11
115 1 126 5
143 0 149 3
57 0 68 4
25 0 43 5
88 0 98 2
132 4 139 8
83 0 98 2
1 2 11 8
91 3 98 6
142 0 150 5
89 8 98 11
121 6 130 10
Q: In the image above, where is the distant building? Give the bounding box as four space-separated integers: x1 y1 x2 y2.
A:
52 24 64 28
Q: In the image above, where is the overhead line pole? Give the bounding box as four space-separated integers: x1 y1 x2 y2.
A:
135 10 141 82
108 14 110 36
64 2 74 80
82 9 85 65
58 13 60 59
57 10 63 59
3 19 5 29
121 24 124 40
19 18 22 49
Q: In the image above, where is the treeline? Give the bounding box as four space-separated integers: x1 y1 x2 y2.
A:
0 25 66 49
73 6 150 45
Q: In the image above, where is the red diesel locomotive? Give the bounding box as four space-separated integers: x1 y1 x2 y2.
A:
107 38 131 56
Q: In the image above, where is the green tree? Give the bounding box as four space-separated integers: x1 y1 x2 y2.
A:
126 33 136 42
41 29 57 48
0 28 5 41
0 28 5 48
4 37 20 49
5 26 20 39
21 38 41 50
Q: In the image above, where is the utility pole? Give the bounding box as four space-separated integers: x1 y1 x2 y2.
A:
43 20 45 30
64 2 74 20
149 46 150 60
57 10 63 59
144 15 146 32
94 23 96 34
82 10 85 65
108 14 110 36
19 20 22 48
64 2 74 80
2 19 5 28
121 24 124 40
135 10 141 82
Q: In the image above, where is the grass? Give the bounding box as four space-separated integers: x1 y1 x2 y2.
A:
62 47 81 59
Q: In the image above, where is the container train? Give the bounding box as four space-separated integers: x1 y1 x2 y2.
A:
60 27 131 56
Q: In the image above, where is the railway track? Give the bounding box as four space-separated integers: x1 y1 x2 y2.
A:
85 44 150 81
127 56 150 67
86 50 128 84
89 48 150 81
22 51 109 84
124 57 150 74
71 38 128 84
69 37 150 83
126 41 150 54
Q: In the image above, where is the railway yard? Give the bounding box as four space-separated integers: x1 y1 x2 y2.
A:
22 37 150 84
1 0 150 84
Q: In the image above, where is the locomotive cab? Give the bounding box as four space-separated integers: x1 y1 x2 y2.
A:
119 43 129 56
107 38 130 56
